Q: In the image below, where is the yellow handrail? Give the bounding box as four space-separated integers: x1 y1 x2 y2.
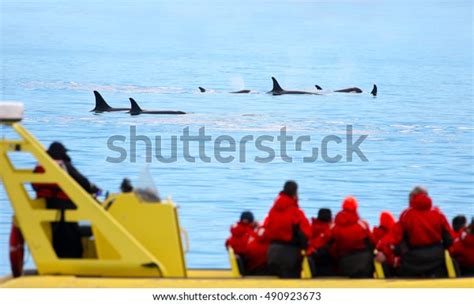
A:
227 247 242 278
0 123 180 277
445 250 457 278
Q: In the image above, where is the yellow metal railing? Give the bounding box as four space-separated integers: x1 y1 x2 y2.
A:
0 123 187 277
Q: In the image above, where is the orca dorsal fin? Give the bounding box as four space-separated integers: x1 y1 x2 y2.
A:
370 84 377 96
315 85 323 90
198 87 206 93
129 98 143 115
92 91 112 112
271 77 284 92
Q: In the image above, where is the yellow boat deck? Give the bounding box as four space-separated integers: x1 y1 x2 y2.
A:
1 270 473 288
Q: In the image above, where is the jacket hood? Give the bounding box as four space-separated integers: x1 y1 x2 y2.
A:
342 196 358 211
411 193 432 211
230 222 252 237
272 192 298 211
380 211 395 229
335 209 359 226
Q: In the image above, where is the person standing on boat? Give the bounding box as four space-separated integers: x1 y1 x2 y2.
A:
330 196 375 278
32 142 101 258
263 181 311 278
393 186 453 277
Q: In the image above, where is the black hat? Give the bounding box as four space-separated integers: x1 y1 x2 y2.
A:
317 208 332 223
282 180 298 197
452 215 467 232
240 211 254 223
47 141 70 161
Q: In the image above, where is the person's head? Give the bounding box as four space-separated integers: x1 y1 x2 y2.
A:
342 196 358 212
120 178 133 193
282 180 298 197
452 215 467 232
379 211 395 229
47 141 70 162
240 211 254 224
409 186 428 206
317 208 332 223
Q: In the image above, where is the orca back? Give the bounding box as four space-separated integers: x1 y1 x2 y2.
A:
92 91 112 112
270 77 284 93
371 84 378 96
129 98 143 115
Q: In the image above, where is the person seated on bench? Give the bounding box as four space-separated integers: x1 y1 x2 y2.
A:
32 142 101 258
450 219 474 277
264 181 311 278
373 211 399 277
330 196 375 278
307 208 336 277
225 211 269 275
393 186 453 278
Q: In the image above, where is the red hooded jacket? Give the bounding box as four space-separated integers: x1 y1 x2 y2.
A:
394 193 452 247
243 226 269 272
373 212 398 268
330 197 374 258
263 192 311 245
225 222 255 255
450 228 474 269
308 218 332 255
373 211 395 243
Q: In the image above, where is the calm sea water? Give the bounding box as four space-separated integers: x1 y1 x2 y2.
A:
0 0 472 275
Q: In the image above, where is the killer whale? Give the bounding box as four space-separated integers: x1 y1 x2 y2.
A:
335 87 363 93
315 85 362 93
91 91 129 112
370 84 377 96
198 87 251 94
129 98 186 115
267 77 321 95
230 89 251 94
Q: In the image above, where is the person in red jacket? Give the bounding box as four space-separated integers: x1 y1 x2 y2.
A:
264 181 311 278
225 212 269 275
393 186 453 278
373 211 398 277
450 219 474 277
225 211 256 255
243 226 270 275
373 211 395 243
32 142 101 258
308 208 335 277
330 196 375 278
